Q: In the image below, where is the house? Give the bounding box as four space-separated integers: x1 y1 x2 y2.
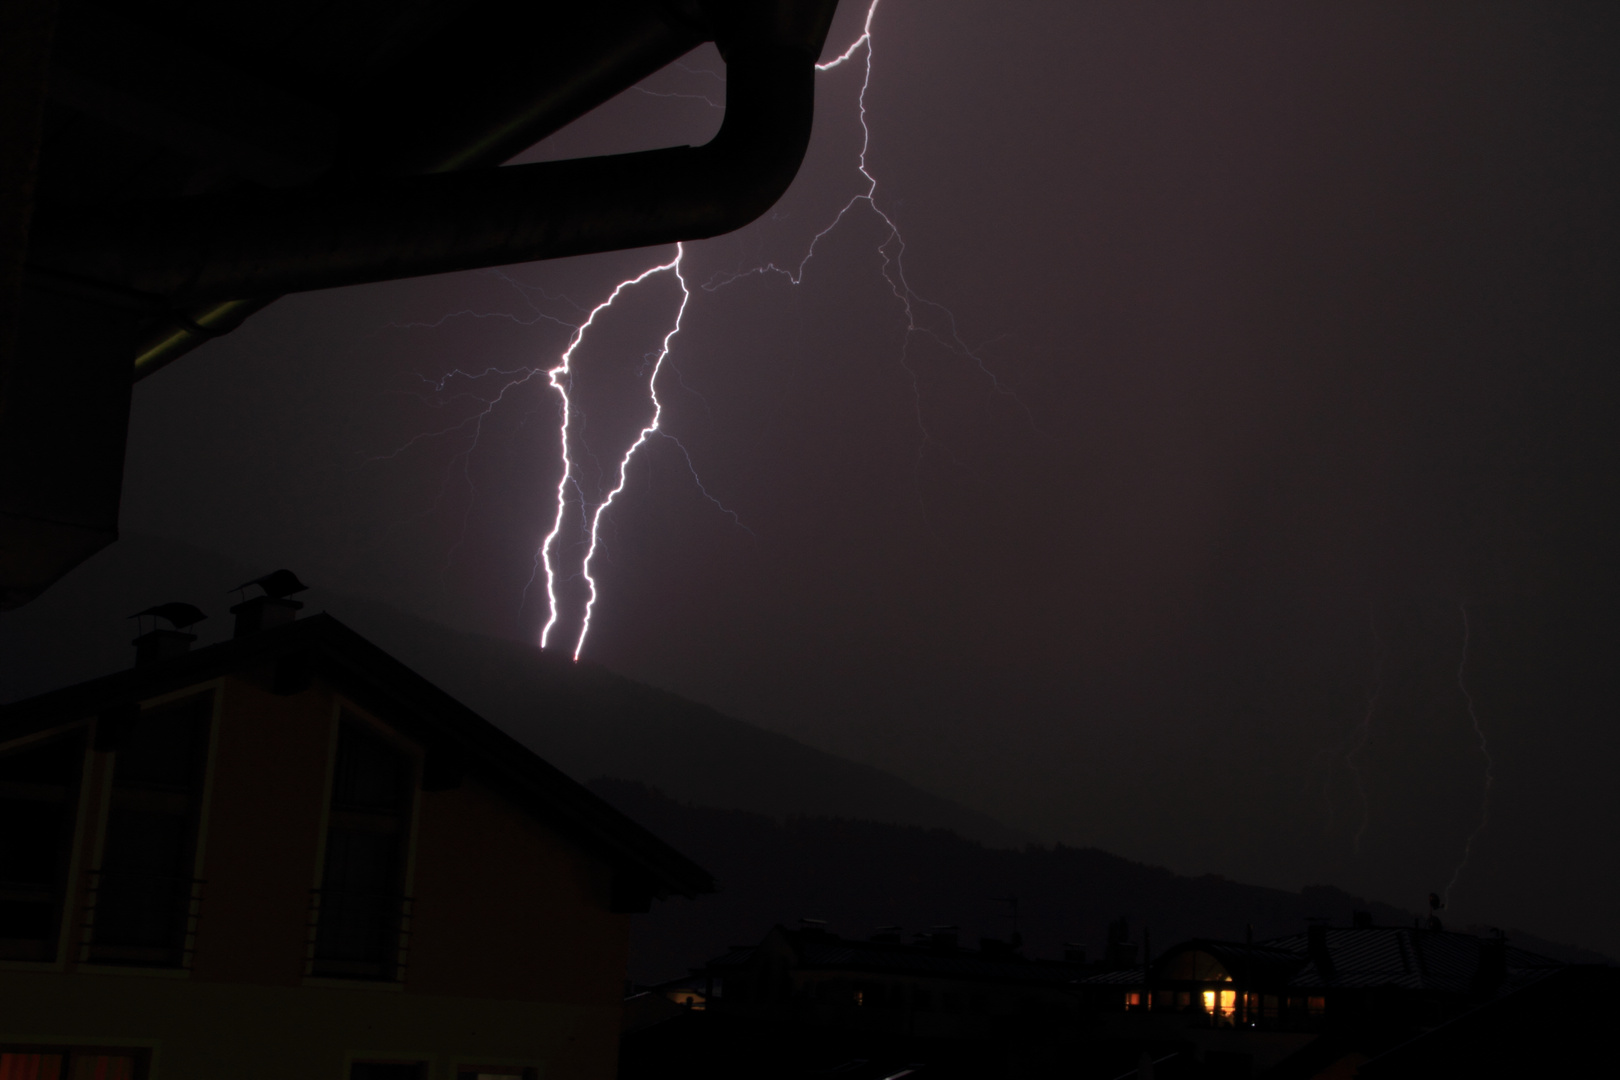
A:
1076 918 1572 1077
0 586 712 1080
696 923 1090 1039
1084 920 1564 1031
619 923 1094 1080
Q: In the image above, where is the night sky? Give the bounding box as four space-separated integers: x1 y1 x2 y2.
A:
103 4 1619 953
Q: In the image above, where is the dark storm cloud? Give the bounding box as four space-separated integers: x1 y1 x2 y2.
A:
115 4 1619 952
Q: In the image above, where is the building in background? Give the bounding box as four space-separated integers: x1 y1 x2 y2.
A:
1077 919 1573 1076
0 585 712 1080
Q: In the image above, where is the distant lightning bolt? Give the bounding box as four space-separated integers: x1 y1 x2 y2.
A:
1348 606 1386 854
1443 603 1495 907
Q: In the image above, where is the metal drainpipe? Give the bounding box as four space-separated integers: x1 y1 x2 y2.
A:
58 2 835 377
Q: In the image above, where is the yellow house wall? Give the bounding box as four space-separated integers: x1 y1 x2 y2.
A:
1 670 634 1080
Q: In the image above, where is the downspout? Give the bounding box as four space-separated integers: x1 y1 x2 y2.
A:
29 31 822 319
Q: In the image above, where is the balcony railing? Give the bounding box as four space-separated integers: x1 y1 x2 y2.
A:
79 870 204 968
305 887 413 982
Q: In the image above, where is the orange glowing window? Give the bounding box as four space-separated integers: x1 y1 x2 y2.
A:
1202 990 1216 1013
1308 996 1326 1016
1219 989 1236 1016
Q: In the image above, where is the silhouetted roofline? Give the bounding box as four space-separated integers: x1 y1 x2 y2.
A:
718 925 1093 985
0 613 714 899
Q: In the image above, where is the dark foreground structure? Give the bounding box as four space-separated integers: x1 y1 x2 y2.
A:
621 921 1616 1079
0 0 840 607
0 585 711 1078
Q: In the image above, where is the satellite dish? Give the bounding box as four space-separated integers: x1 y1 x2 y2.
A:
233 569 309 599
129 602 207 628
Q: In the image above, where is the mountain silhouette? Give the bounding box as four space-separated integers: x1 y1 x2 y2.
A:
0 532 1026 844
588 779 1612 984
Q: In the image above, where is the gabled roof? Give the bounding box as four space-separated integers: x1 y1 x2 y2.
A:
1263 927 1560 994
0 613 713 900
1076 927 1564 997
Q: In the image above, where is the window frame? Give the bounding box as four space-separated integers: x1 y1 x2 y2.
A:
78 686 222 972
305 702 423 985
0 723 93 969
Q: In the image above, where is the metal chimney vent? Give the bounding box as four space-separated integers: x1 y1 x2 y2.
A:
230 569 309 639
130 602 207 667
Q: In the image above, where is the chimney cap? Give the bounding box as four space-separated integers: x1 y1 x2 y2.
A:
233 569 308 599
129 602 207 629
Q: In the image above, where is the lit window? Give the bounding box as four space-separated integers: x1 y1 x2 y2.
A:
1308 996 1326 1016
1219 989 1236 1017
1202 990 1216 1013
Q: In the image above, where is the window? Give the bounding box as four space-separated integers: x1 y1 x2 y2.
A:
90 696 211 967
0 732 85 961
313 719 414 980
455 1069 536 1080
0 1047 146 1080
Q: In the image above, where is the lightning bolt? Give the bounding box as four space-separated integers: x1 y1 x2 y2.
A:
536 246 689 657
1443 602 1495 907
705 0 1035 443
390 0 1023 659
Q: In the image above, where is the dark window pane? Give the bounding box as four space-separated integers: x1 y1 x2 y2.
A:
111 703 206 790
93 811 192 949
0 800 66 884
315 721 413 979
322 830 399 894
332 723 409 812
90 696 209 966
0 735 81 784
315 832 402 964
0 732 85 955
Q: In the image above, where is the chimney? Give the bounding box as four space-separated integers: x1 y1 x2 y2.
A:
134 628 196 666
129 602 206 667
1307 921 1334 981
230 569 309 638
